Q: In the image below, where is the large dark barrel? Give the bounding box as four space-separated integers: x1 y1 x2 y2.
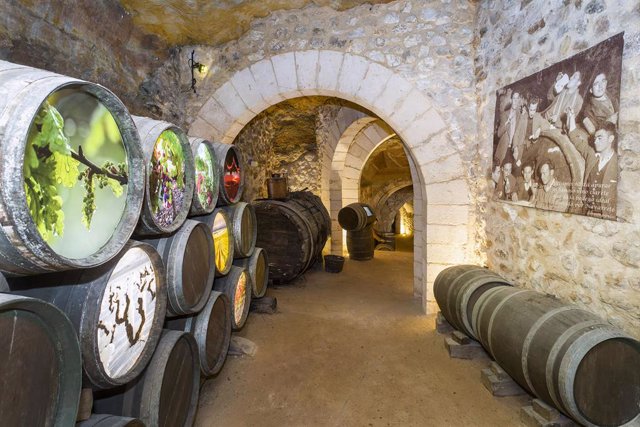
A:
133 116 195 236
0 293 82 426
233 247 269 298
213 265 251 331
196 208 235 277
93 330 200 427
211 142 244 206
166 291 231 377
221 201 257 258
0 60 145 276
473 287 640 426
433 264 511 339
346 225 375 261
78 414 144 427
143 220 214 317
253 191 330 284
338 203 376 231
188 137 220 216
8 241 167 389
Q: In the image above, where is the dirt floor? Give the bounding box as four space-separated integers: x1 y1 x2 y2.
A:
195 247 530 426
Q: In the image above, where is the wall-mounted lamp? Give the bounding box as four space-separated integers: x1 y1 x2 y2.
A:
188 50 207 94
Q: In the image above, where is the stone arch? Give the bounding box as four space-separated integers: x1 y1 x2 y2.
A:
188 50 470 312
377 186 414 233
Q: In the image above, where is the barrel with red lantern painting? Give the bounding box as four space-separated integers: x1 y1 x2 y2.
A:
211 142 244 206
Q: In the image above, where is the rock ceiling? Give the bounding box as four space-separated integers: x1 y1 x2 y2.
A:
118 0 394 46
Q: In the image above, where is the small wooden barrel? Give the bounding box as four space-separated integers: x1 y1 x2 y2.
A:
188 137 220 216
133 116 195 236
0 60 145 276
196 208 235 277
221 201 257 258
93 330 200 427
213 265 251 331
165 291 232 377
253 191 330 284
211 142 245 205
143 220 214 317
474 287 640 426
338 203 376 231
0 293 82 426
346 225 375 261
8 241 167 389
233 247 269 298
433 265 511 339
78 414 144 427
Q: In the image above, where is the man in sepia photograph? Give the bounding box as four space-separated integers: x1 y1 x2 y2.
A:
533 159 569 212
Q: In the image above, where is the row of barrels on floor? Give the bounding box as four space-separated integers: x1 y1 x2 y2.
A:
433 265 640 427
0 201 269 426
0 59 247 277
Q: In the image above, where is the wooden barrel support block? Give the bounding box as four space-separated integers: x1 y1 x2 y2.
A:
233 247 269 298
143 220 214 316
0 293 82 426
188 137 220 216
211 142 245 206
133 116 195 236
0 60 145 275
196 209 235 277
8 241 167 389
222 202 257 258
213 265 251 331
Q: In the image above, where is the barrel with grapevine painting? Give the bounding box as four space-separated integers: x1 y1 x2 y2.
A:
188 137 219 216
133 117 195 236
0 60 145 275
211 142 244 206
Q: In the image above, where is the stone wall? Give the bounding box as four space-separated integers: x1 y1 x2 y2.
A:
0 0 171 118
475 0 640 338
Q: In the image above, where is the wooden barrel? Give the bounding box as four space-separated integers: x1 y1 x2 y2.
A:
433 265 511 339
233 247 269 298
253 191 330 284
133 116 195 236
93 330 200 427
213 265 251 331
8 241 167 389
165 291 232 377
0 293 82 426
346 225 375 261
221 201 257 258
143 220 214 317
211 142 244 205
188 137 220 216
196 208 235 277
0 60 145 276
474 287 640 426
338 203 376 231
78 414 144 426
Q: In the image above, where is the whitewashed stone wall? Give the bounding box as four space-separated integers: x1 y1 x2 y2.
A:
475 0 640 338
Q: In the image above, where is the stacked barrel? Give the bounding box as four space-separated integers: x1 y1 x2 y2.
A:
434 265 640 427
0 60 265 426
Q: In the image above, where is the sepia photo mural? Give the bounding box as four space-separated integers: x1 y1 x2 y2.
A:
491 33 624 221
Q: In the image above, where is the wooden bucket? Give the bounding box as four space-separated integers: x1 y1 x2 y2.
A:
213 265 251 331
188 137 220 216
165 291 232 377
132 116 195 236
8 241 167 389
211 142 244 205
0 293 82 426
93 330 200 427
196 208 235 277
221 201 257 258
0 60 145 275
143 220 214 317
233 247 269 298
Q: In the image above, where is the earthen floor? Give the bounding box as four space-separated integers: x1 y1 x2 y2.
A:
195 249 529 426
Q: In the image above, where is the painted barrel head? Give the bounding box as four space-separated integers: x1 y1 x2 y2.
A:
233 271 248 326
223 149 241 201
194 143 215 211
149 130 186 228
24 88 128 259
212 211 231 273
97 247 157 380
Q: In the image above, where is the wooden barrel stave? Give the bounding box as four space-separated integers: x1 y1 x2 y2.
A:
7 241 167 389
233 247 269 298
188 137 220 216
211 142 245 206
213 265 251 331
0 293 82 426
221 202 257 258
0 60 145 275
143 220 214 317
